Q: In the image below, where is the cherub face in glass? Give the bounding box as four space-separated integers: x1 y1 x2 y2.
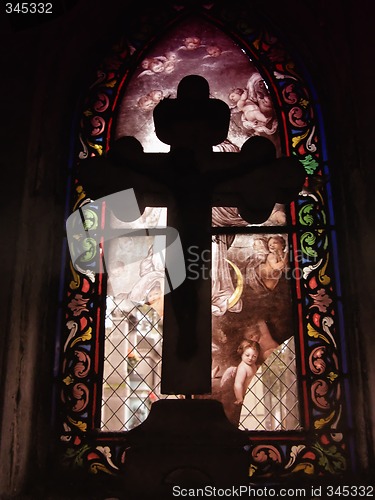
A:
268 236 285 253
138 95 157 111
241 347 259 366
183 36 201 50
146 283 163 306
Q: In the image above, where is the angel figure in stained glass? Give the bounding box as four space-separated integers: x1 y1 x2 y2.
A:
217 340 260 425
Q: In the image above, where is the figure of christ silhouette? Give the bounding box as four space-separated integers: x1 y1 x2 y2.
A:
77 74 305 396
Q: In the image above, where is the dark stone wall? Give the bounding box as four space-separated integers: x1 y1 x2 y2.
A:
0 0 373 496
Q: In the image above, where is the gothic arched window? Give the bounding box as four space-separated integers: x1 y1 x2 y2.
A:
57 3 352 483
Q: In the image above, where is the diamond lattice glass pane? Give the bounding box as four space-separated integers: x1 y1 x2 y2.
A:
239 337 301 430
101 207 179 431
102 301 175 431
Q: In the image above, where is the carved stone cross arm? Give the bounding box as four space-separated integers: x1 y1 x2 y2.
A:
211 140 305 224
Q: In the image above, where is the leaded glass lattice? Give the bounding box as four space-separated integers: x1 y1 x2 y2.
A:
102 300 163 431
240 338 300 431
100 206 175 431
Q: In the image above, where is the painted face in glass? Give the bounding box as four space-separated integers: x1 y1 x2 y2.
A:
241 347 258 366
268 237 284 253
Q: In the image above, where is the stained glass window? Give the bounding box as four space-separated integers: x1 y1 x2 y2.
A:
57 2 353 483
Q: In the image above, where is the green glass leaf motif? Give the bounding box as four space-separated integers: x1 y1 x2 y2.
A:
63 444 90 468
82 209 98 231
314 442 346 474
321 208 327 225
299 204 314 226
300 154 319 175
80 238 97 262
301 232 318 258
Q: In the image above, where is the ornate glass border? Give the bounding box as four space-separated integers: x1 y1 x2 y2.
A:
56 3 352 482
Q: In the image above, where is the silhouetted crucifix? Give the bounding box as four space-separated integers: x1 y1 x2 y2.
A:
79 75 305 396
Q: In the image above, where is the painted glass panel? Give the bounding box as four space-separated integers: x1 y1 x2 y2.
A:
101 207 167 431
115 16 280 154
210 229 299 429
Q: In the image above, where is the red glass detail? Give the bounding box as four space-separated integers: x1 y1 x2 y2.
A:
82 278 90 293
320 434 330 445
106 117 113 152
80 316 88 330
91 305 102 428
313 313 320 327
290 201 296 225
298 303 306 376
302 380 310 429
309 276 318 289
292 233 301 299
281 111 290 156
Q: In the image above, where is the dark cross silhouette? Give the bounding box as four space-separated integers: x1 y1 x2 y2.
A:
78 75 305 395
